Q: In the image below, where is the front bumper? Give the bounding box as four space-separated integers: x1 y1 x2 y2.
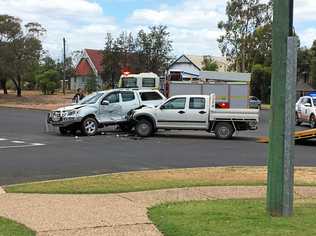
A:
47 112 81 127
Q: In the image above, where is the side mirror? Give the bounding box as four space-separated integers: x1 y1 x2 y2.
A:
305 103 311 107
101 100 110 106
160 105 165 110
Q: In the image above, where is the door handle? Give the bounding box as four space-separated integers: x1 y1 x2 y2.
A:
199 111 207 114
178 111 185 114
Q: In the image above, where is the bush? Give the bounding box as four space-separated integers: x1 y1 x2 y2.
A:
85 76 99 93
250 64 271 104
36 70 60 95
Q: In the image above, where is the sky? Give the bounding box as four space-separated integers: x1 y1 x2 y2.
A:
1 0 316 60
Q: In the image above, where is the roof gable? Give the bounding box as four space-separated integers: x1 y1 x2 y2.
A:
85 49 103 74
75 59 94 76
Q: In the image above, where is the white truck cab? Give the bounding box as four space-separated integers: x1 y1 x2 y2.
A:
129 94 259 139
296 95 316 128
48 89 165 136
118 72 160 90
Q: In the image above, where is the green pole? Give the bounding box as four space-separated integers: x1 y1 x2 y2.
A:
267 0 295 216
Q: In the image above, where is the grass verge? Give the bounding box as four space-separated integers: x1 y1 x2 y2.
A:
0 217 35 236
148 199 316 236
4 167 316 194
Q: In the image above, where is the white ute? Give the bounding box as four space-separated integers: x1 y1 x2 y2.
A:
47 89 165 136
296 95 316 128
129 94 259 139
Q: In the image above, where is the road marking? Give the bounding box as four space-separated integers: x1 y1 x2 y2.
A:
11 141 26 144
0 143 46 149
0 138 8 141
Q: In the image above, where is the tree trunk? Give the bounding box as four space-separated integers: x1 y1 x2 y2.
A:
0 80 8 94
11 77 22 97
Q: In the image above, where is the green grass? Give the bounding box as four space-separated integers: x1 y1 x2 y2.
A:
149 199 316 236
5 167 316 194
0 217 35 236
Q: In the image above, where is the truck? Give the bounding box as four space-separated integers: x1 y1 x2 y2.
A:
47 89 166 136
129 94 259 139
165 71 251 109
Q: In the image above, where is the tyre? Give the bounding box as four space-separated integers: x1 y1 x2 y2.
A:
135 119 153 137
310 114 316 129
59 127 69 135
214 122 234 140
81 117 98 136
296 113 302 126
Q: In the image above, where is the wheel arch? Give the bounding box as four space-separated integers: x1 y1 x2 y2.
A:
134 114 156 129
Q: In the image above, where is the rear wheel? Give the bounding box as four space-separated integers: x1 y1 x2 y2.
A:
214 122 234 140
135 119 153 137
310 114 316 129
81 117 98 136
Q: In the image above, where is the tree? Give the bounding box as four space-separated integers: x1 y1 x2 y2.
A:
36 69 60 95
218 0 272 72
309 40 316 88
102 26 173 87
202 57 218 71
85 73 99 93
136 25 173 75
0 15 45 96
250 64 271 103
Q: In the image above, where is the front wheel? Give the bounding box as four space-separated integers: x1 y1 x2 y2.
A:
59 127 69 135
135 119 153 137
310 115 316 129
81 117 98 136
296 113 302 126
214 122 234 140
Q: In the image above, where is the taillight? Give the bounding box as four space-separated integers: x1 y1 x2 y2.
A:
216 102 230 109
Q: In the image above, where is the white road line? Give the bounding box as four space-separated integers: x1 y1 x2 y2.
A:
0 143 46 149
0 138 8 141
11 141 26 144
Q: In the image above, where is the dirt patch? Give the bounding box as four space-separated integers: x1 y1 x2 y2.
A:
0 90 74 111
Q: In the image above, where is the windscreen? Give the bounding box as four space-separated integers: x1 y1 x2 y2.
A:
79 92 103 105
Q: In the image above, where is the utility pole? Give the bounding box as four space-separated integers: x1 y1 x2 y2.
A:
267 0 297 217
63 37 66 95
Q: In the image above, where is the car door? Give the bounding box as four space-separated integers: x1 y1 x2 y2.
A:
120 91 139 117
156 97 187 128
185 96 209 129
99 92 123 123
302 97 312 121
296 97 305 120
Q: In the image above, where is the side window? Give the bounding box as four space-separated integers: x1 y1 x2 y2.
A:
162 98 186 110
104 93 119 104
189 97 206 109
121 91 135 102
140 92 163 101
142 78 156 87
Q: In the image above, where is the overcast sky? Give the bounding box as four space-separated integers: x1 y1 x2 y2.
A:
1 0 316 59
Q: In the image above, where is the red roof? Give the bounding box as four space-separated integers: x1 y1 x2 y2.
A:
75 59 93 76
85 49 103 73
75 49 103 77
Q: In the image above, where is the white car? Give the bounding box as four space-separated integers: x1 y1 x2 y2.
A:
47 89 166 136
296 95 316 128
129 94 259 139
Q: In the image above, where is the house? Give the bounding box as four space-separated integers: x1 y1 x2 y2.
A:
71 49 104 91
167 54 229 80
296 79 315 99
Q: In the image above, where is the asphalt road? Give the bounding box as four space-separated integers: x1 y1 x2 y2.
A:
0 107 315 185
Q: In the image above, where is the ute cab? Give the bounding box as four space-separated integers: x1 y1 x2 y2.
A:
118 72 160 90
